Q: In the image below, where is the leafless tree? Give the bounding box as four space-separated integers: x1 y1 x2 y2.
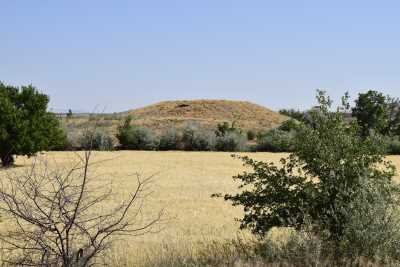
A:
0 148 163 266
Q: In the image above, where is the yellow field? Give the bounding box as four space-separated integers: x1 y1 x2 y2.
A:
3 151 400 265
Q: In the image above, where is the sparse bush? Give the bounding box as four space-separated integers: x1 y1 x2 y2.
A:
181 123 216 151
256 129 295 152
80 130 114 151
116 117 159 150
159 128 180 151
215 132 247 152
0 148 162 266
215 121 241 137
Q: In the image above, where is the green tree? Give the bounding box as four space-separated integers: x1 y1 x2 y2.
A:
385 96 400 136
0 82 66 167
215 91 400 258
352 90 388 136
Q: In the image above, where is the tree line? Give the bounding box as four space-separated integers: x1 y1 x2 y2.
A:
2 81 400 168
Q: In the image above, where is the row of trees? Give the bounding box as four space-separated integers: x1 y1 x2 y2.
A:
279 90 400 154
2 83 400 167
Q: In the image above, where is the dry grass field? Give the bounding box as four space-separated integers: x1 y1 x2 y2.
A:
2 151 400 266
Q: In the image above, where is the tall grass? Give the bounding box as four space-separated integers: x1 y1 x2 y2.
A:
106 231 400 267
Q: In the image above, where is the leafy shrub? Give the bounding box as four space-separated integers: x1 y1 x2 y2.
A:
215 132 247 152
256 129 295 152
116 117 158 150
340 176 400 260
216 91 400 261
159 128 180 151
181 123 216 151
278 119 299 132
80 130 114 151
48 128 70 151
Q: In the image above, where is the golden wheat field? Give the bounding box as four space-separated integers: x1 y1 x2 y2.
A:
2 151 400 266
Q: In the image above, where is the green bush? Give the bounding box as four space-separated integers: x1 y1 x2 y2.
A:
216 90 400 261
278 119 299 132
340 176 400 260
80 130 114 151
181 123 216 151
159 128 180 151
215 132 247 152
256 129 295 152
48 128 70 151
116 117 158 150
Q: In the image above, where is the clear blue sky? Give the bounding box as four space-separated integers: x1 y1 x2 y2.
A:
2 0 400 112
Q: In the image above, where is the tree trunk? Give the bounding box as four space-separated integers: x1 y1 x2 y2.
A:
1 153 14 167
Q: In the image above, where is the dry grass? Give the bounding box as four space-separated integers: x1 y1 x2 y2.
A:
1 151 400 266
125 100 288 132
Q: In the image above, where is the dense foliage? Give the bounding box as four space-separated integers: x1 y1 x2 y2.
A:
216 91 400 260
352 90 388 136
256 129 295 152
385 96 400 136
0 82 66 167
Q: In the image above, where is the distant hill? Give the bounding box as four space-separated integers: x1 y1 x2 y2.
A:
61 100 288 147
122 99 288 132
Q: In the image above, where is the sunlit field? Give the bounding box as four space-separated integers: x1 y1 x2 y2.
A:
2 151 400 266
